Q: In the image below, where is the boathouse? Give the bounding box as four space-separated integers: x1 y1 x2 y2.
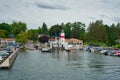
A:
65 38 83 50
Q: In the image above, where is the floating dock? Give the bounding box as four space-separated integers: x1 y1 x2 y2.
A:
0 48 19 68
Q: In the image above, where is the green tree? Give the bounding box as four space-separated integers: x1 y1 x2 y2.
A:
63 22 72 39
27 29 38 42
116 23 120 39
71 22 85 39
0 30 8 38
0 23 11 37
86 20 107 45
41 22 48 34
11 21 27 36
38 26 42 34
16 31 28 45
108 24 119 46
49 24 62 37
104 24 110 45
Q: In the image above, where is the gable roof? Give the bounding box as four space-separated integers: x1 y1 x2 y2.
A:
65 38 83 43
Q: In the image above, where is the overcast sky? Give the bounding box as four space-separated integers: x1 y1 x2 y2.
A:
0 0 120 29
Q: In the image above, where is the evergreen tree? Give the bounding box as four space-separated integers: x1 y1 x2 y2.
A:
41 22 48 35
116 23 120 39
71 22 85 39
27 29 38 42
49 24 62 37
86 20 107 45
38 26 42 34
63 22 72 39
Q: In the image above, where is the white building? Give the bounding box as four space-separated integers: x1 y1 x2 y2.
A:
65 38 83 50
0 38 16 48
49 30 83 50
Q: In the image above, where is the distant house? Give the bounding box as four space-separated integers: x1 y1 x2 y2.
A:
0 38 16 48
116 39 120 43
49 38 83 50
65 38 83 50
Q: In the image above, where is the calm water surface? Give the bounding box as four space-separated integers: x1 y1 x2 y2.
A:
0 50 120 80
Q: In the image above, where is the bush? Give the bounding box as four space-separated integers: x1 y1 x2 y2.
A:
114 44 120 48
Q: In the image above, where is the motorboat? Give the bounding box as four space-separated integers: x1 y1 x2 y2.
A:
41 47 50 52
113 50 120 57
100 50 108 54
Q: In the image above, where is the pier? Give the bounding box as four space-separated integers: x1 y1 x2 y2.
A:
0 48 19 68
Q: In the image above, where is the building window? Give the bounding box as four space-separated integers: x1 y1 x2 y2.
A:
77 43 79 45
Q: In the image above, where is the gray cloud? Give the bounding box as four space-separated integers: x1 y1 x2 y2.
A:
112 17 120 22
100 15 120 23
35 2 70 10
0 0 120 29
88 17 96 20
101 0 120 9
100 15 110 19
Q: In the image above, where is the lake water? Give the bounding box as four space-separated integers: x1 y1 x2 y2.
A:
0 50 120 80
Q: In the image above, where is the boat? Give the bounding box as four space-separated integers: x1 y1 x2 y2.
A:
104 50 113 56
7 50 13 53
65 49 71 52
65 47 73 52
41 47 50 52
27 48 36 50
113 50 120 57
99 50 108 54
0 53 9 58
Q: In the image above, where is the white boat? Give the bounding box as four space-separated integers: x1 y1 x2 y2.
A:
99 50 108 54
41 47 50 52
65 45 73 52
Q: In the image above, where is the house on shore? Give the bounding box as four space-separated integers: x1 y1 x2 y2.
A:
0 38 16 48
49 30 83 50
65 38 83 50
49 38 83 50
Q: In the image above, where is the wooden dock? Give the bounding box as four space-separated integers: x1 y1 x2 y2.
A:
0 48 19 68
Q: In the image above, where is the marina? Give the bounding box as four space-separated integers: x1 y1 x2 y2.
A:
0 50 120 80
0 0 120 79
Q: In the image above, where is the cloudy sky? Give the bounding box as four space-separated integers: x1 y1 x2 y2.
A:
0 0 120 29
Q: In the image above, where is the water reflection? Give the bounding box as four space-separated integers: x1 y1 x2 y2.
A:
52 50 120 76
52 50 80 61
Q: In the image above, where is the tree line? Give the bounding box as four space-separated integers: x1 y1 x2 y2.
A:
0 20 120 47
